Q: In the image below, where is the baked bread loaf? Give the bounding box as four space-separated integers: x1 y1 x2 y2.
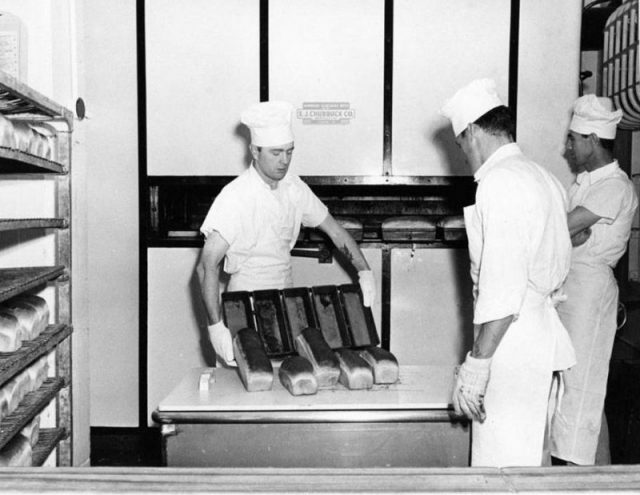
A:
278 355 318 396
437 215 466 241
26 356 49 392
0 114 15 149
381 216 437 241
20 414 40 446
233 328 273 392
11 121 35 153
358 346 399 384
0 435 32 467
0 311 22 352
294 327 340 388
3 294 49 340
0 385 9 422
335 349 373 390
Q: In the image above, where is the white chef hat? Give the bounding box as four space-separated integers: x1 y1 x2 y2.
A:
440 78 504 136
240 100 294 147
569 94 622 140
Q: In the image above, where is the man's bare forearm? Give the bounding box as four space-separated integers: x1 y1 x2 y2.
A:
471 314 515 359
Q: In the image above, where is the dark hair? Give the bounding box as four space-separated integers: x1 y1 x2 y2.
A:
472 105 515 140
584 135 614 153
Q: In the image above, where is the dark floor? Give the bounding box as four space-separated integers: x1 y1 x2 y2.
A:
90 427 162 467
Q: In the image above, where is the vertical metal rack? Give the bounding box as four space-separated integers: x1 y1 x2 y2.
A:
0 69 74 466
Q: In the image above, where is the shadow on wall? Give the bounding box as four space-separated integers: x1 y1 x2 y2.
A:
431 122 475 361
234 122 253 169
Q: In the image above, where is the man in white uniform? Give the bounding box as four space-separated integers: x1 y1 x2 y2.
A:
440 79 576 467
550 95 638 465
196 101 376 366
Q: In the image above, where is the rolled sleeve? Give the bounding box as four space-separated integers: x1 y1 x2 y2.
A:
200 190 240 245
297 179 329 227
581 179 625 224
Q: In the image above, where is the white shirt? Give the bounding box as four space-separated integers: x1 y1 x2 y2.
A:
569 161 638 268
200 165 328 289
466 143 572 324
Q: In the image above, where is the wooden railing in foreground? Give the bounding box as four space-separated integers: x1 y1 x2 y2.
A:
0 466 639 493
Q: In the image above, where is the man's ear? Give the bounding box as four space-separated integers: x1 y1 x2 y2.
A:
467 123 479 141
249 144 259 161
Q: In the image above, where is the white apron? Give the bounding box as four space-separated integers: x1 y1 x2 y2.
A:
227 186 295 292
464 205 575 467
550 261 618 465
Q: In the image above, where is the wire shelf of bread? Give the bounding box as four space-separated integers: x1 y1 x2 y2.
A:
0 114 65 174
0 219 67 232
0 70 73 126
0 266 65 305
0 377 64 454
0 325 70 386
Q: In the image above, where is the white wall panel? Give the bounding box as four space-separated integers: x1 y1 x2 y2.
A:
517 0 582 188
146 0 259 176
393 0 511 176
390 248 473 367
85 0 139 427
148 248 207 424
270 0 384 176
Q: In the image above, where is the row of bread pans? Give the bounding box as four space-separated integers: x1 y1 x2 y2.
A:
221 284 379 358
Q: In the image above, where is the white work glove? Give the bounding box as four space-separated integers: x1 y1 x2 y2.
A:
358 270 376 307
208 321 236 367
452 352 491 423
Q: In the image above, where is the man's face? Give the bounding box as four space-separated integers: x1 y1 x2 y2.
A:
252 142 295 185
565 131 590 174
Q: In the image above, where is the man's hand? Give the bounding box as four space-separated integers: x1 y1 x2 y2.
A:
452 352 491 422
571 227 591 247
358 270 376 307
208 321 236 367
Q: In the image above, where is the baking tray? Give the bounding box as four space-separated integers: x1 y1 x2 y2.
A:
252 289 293 357
221 291 255 332
282 287 318 343
310 285 352 349
338 284 379 347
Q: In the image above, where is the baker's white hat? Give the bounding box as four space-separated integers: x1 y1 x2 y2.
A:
440 78 504 136
241 101 294 147
569 94 622 140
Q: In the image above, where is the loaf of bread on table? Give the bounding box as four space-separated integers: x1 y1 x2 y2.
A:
294 327 340 388
358 346 399 384
278 355 318 396
233 328 273 392
0 311 22 352
3 294 49 340
334 349 373 390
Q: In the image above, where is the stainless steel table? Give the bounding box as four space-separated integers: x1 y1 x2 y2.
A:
154 365 470 467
